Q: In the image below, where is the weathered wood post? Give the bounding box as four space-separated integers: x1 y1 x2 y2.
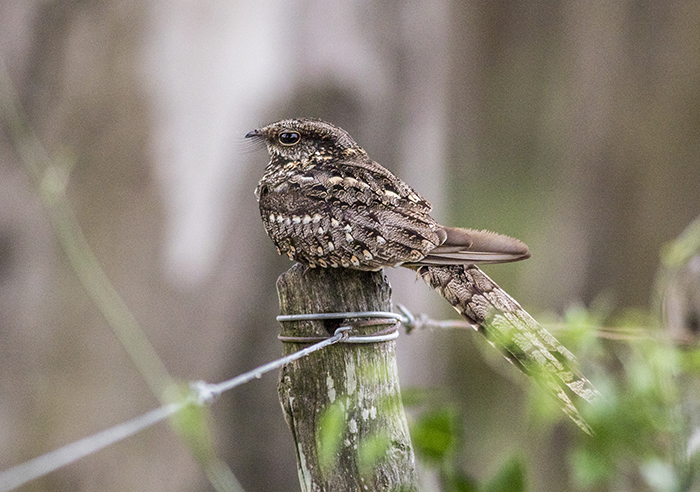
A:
276 263 417 491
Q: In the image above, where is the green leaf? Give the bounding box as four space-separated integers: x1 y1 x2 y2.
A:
166 385 215 462
443 470 479 492
358 431 391 477
481 456 526 492
316 401 346 472
570 447 614 487
411 407 460 464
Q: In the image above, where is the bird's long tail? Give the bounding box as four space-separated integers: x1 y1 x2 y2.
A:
417 264 599 434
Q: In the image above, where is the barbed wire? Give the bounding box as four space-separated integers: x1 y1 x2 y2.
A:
0 302 675 492
0 315 398 492
0 404 183 492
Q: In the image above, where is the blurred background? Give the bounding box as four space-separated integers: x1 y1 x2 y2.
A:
1 1 699 491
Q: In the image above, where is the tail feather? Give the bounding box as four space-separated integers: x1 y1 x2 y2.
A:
417 264 599 433
411 227 531 266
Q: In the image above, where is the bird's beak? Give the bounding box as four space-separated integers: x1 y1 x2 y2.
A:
245 129 263 139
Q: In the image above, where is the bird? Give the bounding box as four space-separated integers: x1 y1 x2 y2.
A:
246 117 598 432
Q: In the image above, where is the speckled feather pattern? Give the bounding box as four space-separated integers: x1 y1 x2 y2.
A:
254 120 441 271
249 118 598 432
417 264 599 433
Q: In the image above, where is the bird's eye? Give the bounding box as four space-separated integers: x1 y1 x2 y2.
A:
278 131 300 146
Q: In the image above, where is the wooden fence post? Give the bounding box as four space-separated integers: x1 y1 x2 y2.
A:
276 263 417 491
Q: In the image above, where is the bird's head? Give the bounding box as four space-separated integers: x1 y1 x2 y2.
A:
245 118 362 162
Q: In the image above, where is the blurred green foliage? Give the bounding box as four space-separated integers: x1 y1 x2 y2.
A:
403 217 700 491
405 304 695 491
412 406 461 464
317 400 347 473
406 391 526 492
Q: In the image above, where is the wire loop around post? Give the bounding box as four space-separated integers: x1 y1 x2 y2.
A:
276 310 406 344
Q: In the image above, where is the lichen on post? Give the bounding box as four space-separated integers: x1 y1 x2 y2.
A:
276 263 417 491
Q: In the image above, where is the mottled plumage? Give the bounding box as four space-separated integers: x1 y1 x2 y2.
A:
247 118 597 432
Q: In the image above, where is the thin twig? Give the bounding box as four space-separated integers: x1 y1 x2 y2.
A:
0 57 238 492
0 58 172 398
